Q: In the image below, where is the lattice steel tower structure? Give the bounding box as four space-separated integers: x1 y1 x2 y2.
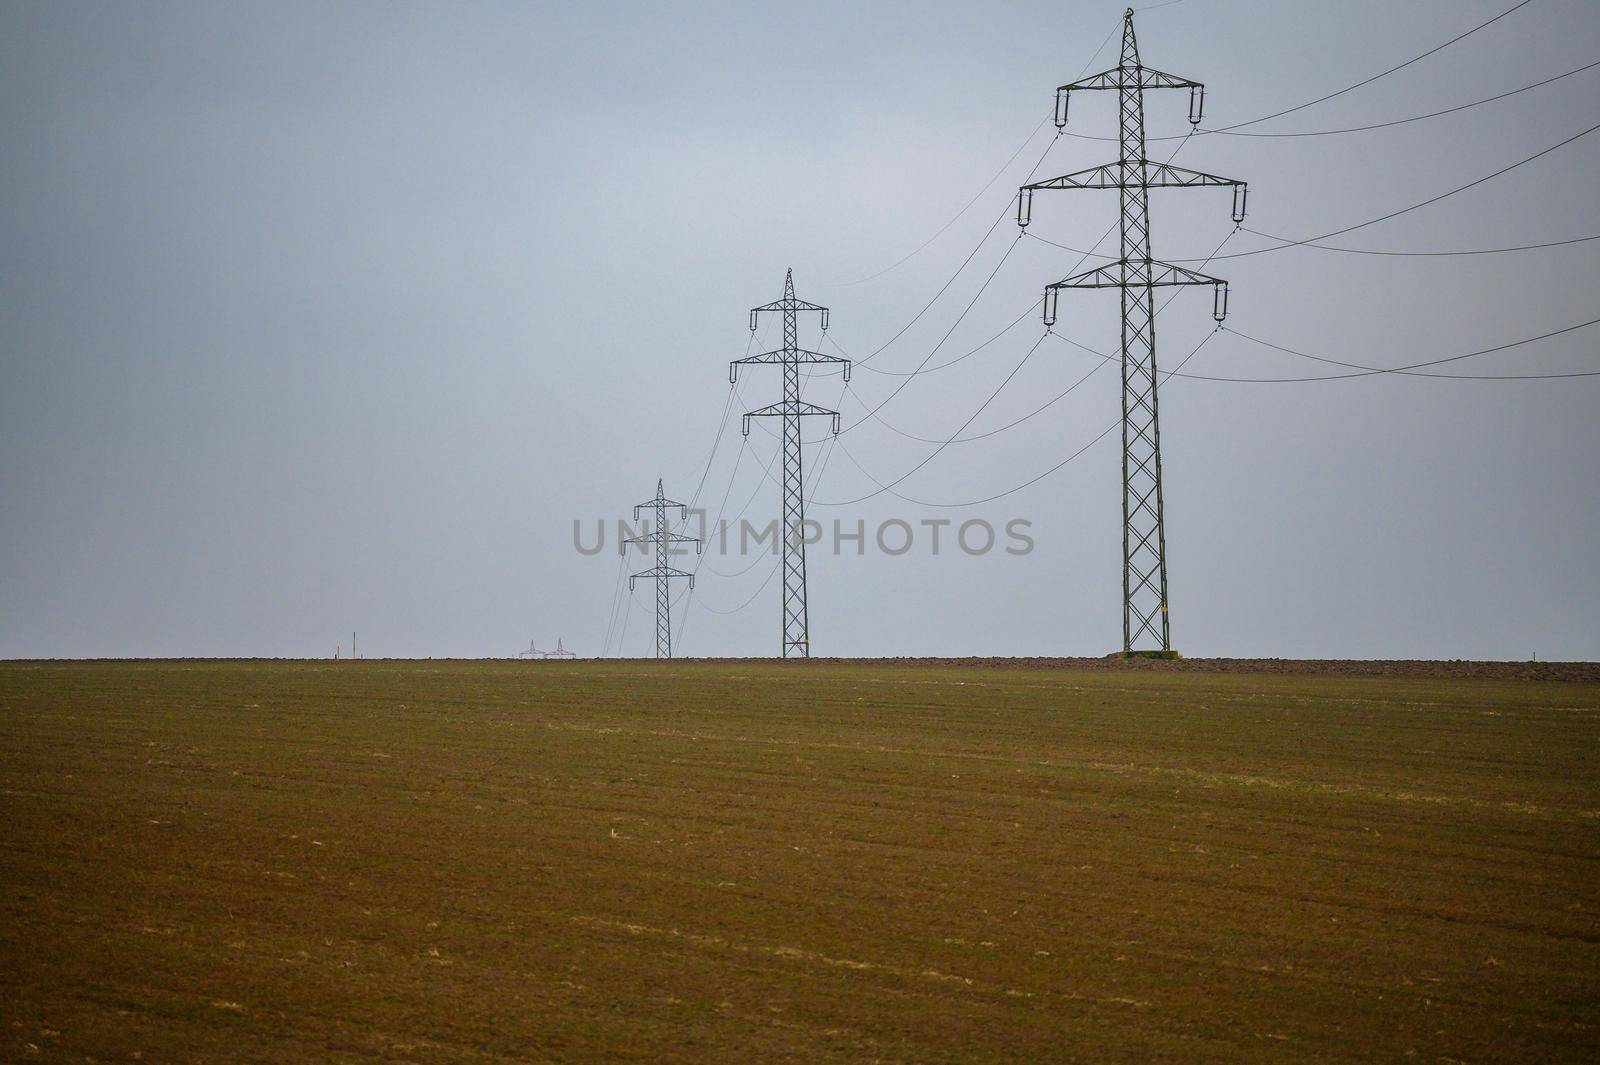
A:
731 270 850 658
622 479 701 659
1016 8 1247 653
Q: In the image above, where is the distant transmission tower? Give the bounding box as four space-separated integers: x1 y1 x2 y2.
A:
622 479 701 659
1016 8 1247 654
731 269 850 658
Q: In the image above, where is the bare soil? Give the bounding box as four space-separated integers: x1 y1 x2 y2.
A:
3 659 1597 1062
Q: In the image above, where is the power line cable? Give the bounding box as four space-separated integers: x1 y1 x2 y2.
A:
816 225 1239 508
821 14 1127 290
848 355 1109 446
681 383 737 518
1211 0 1538 133
1237 228 1600 258
817 329 1051 505
841 297 1042 378
614 570 634 656
1049 314 1600 381
1061 0 1542 143
823 136 1206 488
828 328 1222 510
826 117 1051 288
1210 58 1600 138
599 551 628 657
834 231 1028 429
836 125 1197 385
684 431 842 625
846 133 1060 369
1180 318 1600 382
1026 119 1600 264
1223 119 1600 254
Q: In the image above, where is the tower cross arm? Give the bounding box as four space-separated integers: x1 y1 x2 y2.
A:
629 565 696 591
1019 162 1247 225
741 400 841 436
1025 161 1239 191
1053 9 1209 132
1055 65 1199 94
751 296 827 314
1056 67 1121 92
1134 66 1201 90
633 495 686 511
730 348 851 383
664 533 703 558
1142 161 1244 189
1042 259 1232 327
749 299 830 333
622 532 700 546
1024 161 1124 191
1048 259 1226 290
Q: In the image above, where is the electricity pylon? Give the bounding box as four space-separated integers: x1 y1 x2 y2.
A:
1016 8 1247 654
622 479 701 659
731 269 850 658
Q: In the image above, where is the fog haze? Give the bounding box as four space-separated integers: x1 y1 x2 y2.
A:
2 0 1597 659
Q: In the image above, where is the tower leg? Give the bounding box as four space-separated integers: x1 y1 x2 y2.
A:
656 570 671 659
781 362 809 658
1117 34 1171 654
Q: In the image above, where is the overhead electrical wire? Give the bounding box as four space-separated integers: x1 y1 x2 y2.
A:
840 297 1042 378
1236 228 1600 258
690 554 783 618
1208 58 1600 138
599 551 629 657
847 353 1108 446
823 14 1125 290
829 328 1223 510
683 432 842 625
825 231 1029 432
681 384 737 516
1025 118 1600 265
1208 0 1538 133
666 8 1160 543
813 134 1206 503
674 321 767 525
844 131 1060 370
1062 0 1543 144
818 328 1052 506
843 282 1597 515
814 223 1242 508
813 11 1134 369
675 369 848 641
1216 119 1600 256
608 321 766 655
827 130 1199 422
826 117 1051 288
1178 318 1600 382
614 570 634 654
623 1 1589 644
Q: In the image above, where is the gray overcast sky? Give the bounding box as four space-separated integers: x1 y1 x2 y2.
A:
2 0 1597 660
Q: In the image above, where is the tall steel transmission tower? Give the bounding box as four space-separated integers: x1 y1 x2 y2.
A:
731 269 851 658
1016 8 1247 654
622 479 701 659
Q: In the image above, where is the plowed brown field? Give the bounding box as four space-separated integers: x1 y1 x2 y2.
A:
3 659 1597 1062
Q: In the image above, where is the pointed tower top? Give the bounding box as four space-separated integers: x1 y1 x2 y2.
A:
783 268 795 299
656 477 664 497
1121 8 1140 69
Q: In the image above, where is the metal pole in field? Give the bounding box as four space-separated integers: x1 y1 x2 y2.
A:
731 270 850 657
1015 8 1248 653
621 479 701 659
